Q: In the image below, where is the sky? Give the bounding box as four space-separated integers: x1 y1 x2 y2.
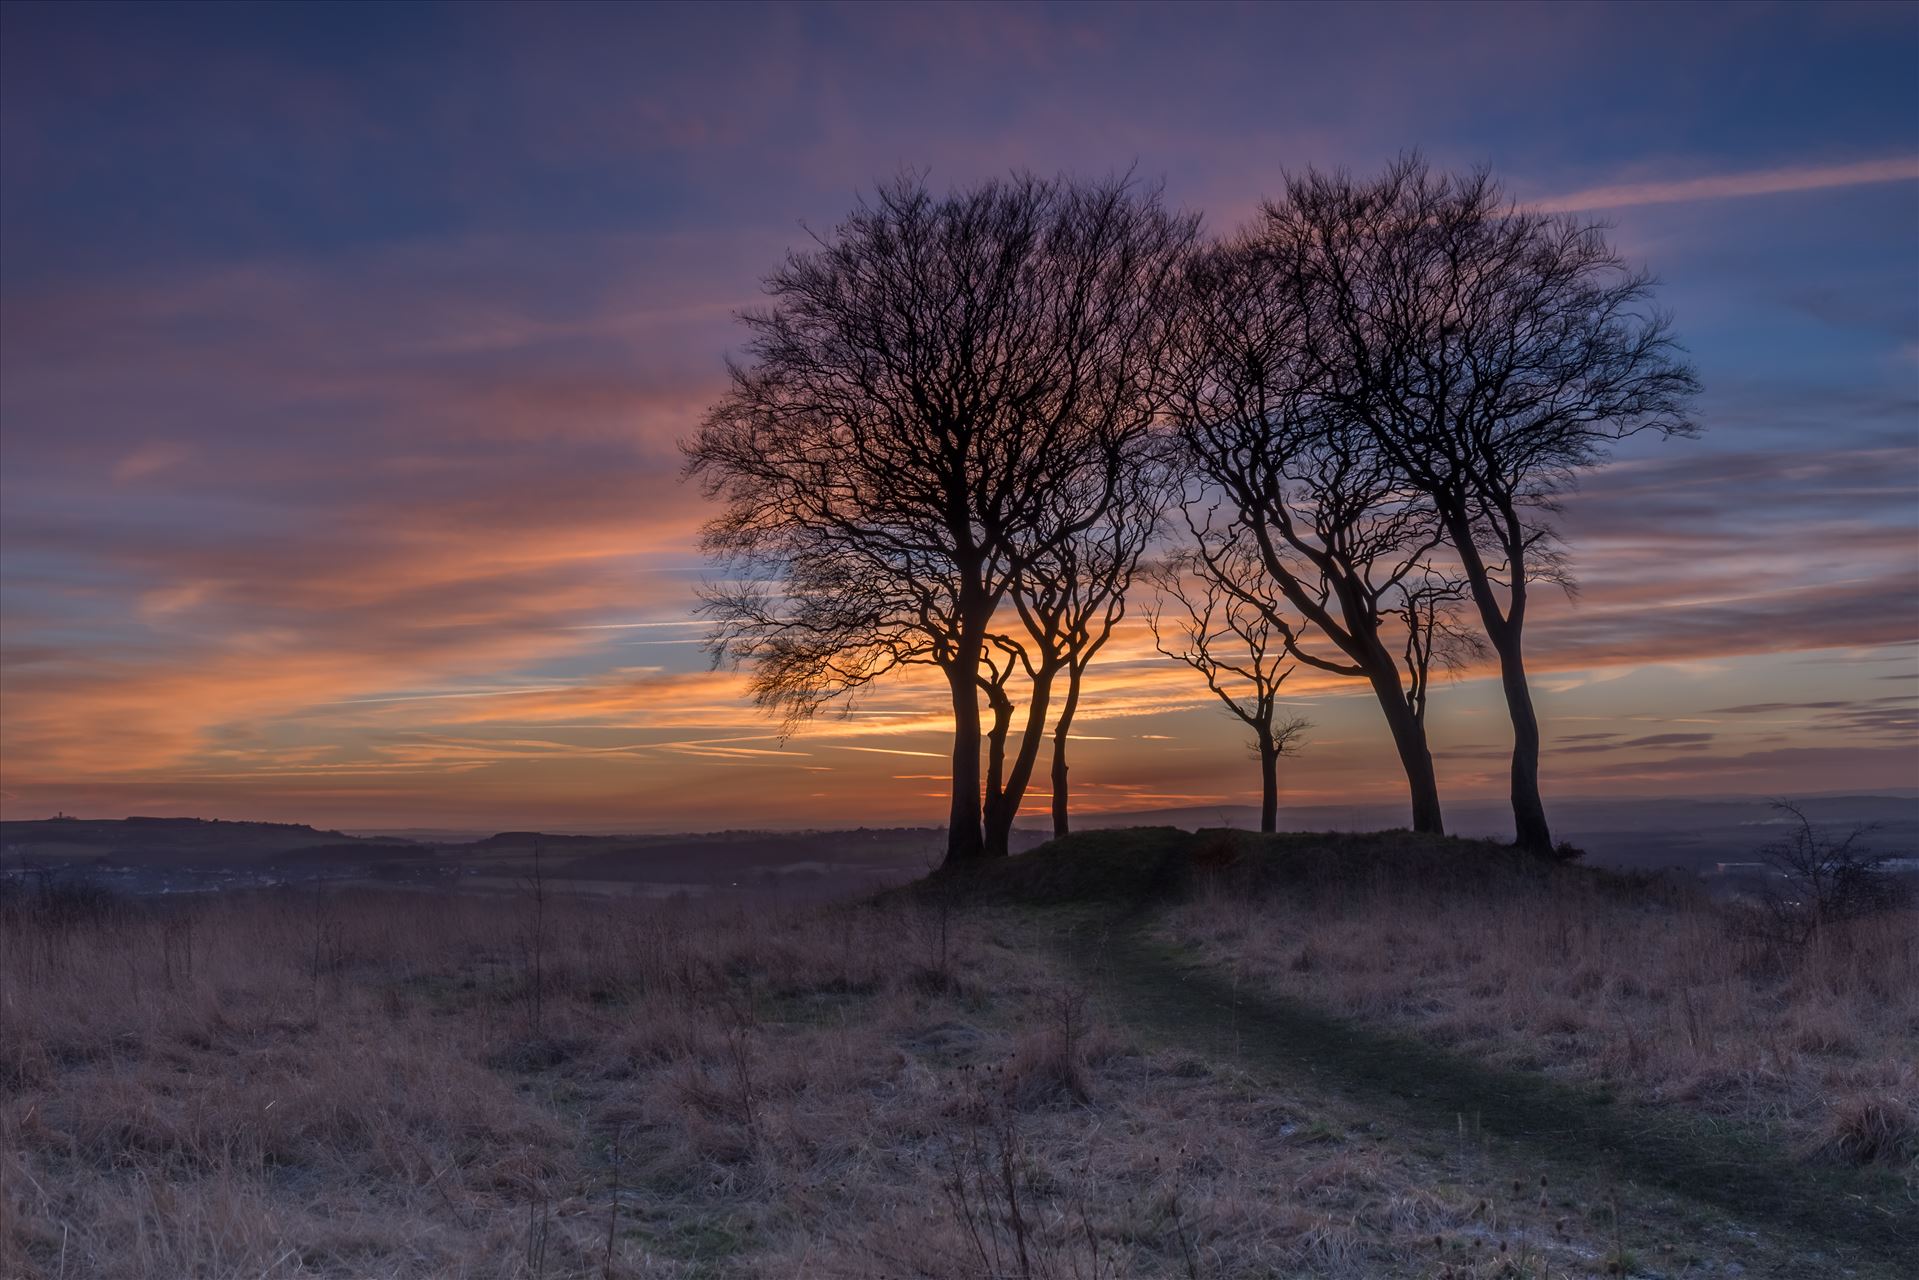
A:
1 1 1915 833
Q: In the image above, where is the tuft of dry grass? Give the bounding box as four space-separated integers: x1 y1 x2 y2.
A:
1805 1090 1916 1168
1163 864 1919 1170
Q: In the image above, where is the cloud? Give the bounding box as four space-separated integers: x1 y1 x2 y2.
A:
1531 156 1919 214
1703 696 1918 740
1512 443 1919 673
1713 701 1852 715
1554 732 1715 756
113 441 193 484
1536 743 1919 792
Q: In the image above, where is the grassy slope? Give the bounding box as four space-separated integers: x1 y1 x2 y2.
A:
927 828 1918 1274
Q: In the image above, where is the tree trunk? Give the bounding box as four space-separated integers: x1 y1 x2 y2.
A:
1244 523 1444 838
981 689 1013 849
1370 664 1444 836
1258 736 1279 834
1493 632 1553 854
1048 666 1085 840
983 663 1059 858
941 641 986 866
980 684 1019 858
1443 512 1552 855
1050 749 1070 839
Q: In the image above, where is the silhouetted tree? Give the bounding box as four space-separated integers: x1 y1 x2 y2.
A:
1268 158 1699 853
686 173 1195 865
988 456 1169 845
1148 540 1309 833
1170 239 1472 835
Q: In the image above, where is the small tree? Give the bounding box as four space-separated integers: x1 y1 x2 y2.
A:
1149 541 1309 833
1005 457 1170 842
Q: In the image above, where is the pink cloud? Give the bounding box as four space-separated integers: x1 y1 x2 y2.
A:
1531 156 1919 213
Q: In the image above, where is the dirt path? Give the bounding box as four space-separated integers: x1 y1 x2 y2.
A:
1049 909 1917 1276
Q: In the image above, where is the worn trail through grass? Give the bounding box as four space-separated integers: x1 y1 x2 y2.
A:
1049 908 1917 1274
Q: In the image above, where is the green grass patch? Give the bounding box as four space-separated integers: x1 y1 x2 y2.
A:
630 1210 756 1275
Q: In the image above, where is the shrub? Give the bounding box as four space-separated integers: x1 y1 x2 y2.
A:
1753 800 1906 946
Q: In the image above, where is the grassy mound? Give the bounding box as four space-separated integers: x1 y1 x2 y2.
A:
920 825 1587 910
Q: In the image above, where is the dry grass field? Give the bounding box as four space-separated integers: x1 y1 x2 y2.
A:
1160 842 1919 1173
3 831 1914 1278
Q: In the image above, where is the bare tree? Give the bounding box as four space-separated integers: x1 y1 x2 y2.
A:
1148 542 1309 833
1268 158 1699 853
686 173 1195 865
1754 800 1904 947
990 455 1170 845
960 423 1170 854
1170 238 1470 835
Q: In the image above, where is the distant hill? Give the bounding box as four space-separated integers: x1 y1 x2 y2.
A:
0 816 411 866
0 816 968 900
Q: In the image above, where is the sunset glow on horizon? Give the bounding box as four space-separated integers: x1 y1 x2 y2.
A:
3 2 1915 832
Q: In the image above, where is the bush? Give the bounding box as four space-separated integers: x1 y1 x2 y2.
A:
1753 801 1905 946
